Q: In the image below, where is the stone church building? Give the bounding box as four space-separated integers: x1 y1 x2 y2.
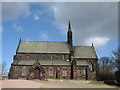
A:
8 21 99 80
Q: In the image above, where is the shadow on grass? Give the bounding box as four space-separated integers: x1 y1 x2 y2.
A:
88 81 120 88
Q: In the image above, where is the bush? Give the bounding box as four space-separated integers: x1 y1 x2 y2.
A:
99 71 115 81
115 71 120 84
104 80 117 85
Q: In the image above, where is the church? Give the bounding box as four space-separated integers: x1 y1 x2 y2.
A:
8 21 99 80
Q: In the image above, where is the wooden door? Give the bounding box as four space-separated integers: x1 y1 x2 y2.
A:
56 71 60 79
34 69 40 79
56 71 58 79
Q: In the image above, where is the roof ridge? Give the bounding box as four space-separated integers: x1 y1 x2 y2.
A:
73 46 92 47
21 41 67 43
17 59 68 61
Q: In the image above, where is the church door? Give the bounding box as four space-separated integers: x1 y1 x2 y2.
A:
56 71 58 79
34 68 40 79
56 71 60 79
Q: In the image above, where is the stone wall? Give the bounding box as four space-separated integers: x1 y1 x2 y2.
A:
10 65 31 79
42 66 71 79
10 53 98 80
10 65 97 80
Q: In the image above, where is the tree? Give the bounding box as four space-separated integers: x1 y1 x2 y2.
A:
99 56 111 72
98 57 115 80
0 60 7 76
110 48 120 71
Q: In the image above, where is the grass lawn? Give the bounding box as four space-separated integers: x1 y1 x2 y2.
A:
88 82 120 88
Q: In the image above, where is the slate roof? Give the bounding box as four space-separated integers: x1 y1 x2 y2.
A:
17 41 70 53
17 41 97 59
73 46 97 58
13 60 89 66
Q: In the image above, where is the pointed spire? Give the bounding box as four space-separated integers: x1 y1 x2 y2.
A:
67 19 72 46
68 20 71 30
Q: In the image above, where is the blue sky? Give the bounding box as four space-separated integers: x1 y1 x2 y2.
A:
1 2 118 72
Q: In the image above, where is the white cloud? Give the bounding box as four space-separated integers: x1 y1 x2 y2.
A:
13 23 23 32
2 2 117 49
40 33 49 40
47 2 118 48
84 37 110 49
33 14 40 21
0 3 2 22
2 2 31 21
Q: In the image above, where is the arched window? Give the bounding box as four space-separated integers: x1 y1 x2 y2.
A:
62 68 67 76
50 55 53 60
62 71 67 76
62 55 65 59
89 63 94 71
27 55 29 59
22 66 28 76
83 68 86 76
77 68 80 75
49 68 53 76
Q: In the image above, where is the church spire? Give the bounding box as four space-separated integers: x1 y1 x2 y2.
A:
68 20 71 30
67 20 73 46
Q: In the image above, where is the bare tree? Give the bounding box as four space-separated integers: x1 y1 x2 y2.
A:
98 56 115 80
0 60 7 75
98 57 111 72
111 48 120 71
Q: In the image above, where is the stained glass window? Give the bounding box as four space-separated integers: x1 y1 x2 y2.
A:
22 66 27 76
77 68 80 75
49 69 53 76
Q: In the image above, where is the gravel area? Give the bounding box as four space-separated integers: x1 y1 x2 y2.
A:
1 79 115 88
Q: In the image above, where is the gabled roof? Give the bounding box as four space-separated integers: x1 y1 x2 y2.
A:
17 41 70 54
73 46 97 59
17 41 97 59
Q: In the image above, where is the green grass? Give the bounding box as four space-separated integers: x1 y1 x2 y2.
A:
48 78 94 81
88 82 120 88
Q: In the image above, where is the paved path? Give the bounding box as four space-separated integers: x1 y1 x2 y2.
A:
0 80 2 90
2 80 43 88
1 79 115 88
34 80 115 88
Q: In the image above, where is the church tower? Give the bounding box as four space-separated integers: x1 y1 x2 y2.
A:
67 20 73 47
67 21 75 79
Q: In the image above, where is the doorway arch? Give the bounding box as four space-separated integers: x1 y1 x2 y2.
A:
34 67 40 79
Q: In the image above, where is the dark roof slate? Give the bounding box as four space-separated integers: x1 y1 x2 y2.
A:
73 46 97 58
17 41 97 59
13 59 89 66
17 41 70 53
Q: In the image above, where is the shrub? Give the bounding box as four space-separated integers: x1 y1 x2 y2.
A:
99 71 115 81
